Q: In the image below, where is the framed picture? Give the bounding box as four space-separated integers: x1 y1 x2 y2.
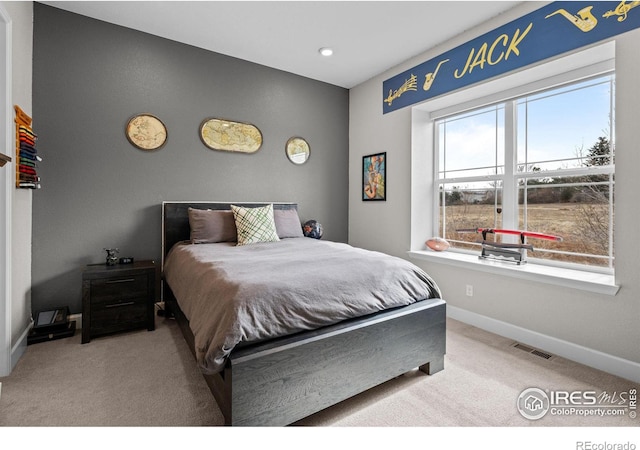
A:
125 113 167 151
199 118 262 153
362 152 386 201
285 137 310 164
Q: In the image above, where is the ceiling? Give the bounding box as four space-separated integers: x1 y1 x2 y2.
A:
40 1 523 88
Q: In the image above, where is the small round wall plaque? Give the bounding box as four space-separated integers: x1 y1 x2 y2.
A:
125 114 167 150
285 137 310 164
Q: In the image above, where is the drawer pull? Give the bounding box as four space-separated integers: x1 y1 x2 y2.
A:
105 301 136 308
105 278 136 284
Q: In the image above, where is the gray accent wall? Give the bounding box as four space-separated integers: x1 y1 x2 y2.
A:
32 4 349 314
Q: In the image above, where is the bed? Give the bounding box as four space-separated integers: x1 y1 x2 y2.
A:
161 201 446 426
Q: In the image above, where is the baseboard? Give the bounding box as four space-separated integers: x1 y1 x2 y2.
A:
69 313 82 330
10 324 29 372
447 305 640 384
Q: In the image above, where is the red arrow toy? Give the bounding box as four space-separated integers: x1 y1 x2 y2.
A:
457 228 563 242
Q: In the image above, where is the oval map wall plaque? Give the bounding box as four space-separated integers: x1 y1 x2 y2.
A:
199 118 263 153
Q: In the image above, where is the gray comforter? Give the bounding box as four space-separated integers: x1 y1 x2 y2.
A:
163 238 441 374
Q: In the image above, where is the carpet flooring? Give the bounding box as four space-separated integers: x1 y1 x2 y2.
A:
1 315 638 442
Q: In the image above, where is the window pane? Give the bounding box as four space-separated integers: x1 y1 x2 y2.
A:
518 175 614 267
438 105 504 179
517 77 613 173
439 181 503 250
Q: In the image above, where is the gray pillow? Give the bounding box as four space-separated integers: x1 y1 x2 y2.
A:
188 208 237 243
274 208 304 238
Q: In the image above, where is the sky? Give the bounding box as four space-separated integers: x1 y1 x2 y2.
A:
440 74 614 180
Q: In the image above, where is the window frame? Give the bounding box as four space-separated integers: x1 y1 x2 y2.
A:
432 72 616 273
408 42 619 295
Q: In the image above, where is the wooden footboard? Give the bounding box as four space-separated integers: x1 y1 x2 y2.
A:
165 284 445 426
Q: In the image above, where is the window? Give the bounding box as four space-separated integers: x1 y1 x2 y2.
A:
435 74 615 271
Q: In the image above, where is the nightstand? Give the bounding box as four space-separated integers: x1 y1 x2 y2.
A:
82 260 156 344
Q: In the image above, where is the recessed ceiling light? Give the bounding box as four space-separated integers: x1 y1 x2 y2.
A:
319 47 333 57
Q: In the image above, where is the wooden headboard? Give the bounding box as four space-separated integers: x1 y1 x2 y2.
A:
161 201 298 268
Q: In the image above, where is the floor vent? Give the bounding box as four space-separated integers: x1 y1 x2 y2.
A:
512 342 554 360
531 349 554 360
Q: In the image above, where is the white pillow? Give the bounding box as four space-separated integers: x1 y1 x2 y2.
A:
231 204 281 246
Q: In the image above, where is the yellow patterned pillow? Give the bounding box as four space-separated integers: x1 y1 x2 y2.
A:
231 204 281 246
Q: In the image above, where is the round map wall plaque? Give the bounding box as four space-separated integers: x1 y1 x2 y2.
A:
125 114 168 150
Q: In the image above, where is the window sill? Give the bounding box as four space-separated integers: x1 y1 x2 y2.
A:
408 250 619 296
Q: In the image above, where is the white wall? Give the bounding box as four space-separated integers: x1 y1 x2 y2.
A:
2 0 33 367
349 2 640 376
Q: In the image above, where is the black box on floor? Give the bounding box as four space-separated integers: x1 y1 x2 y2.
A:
27 320 76 345
32 306 70 333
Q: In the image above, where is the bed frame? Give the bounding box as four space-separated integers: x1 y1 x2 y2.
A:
161 201 446 426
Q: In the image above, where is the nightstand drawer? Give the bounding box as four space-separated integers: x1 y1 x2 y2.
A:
90 295 148 311
90 274 149 304
90 302 149 335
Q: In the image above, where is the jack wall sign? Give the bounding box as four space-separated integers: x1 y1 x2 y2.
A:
382 1 640 114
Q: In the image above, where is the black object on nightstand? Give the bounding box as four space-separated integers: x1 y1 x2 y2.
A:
82 260 156 344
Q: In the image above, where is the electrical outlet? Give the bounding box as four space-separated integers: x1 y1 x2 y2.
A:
466 285 474 297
